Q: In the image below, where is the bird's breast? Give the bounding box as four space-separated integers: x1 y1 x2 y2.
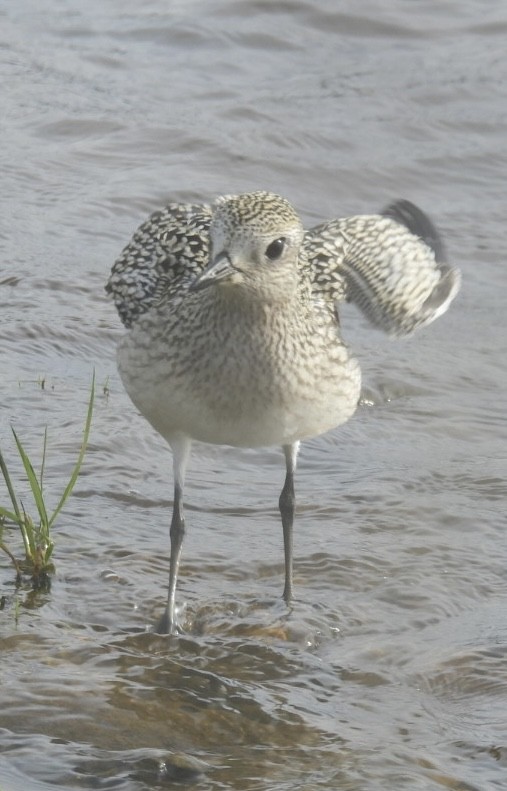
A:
117 296 361 448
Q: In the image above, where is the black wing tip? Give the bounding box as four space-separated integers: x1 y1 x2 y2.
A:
381 199 447 264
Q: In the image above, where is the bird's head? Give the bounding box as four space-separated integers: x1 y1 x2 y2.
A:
190 191 304 302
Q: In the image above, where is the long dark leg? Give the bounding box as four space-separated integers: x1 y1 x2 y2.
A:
279 442 299 604
156 436 191 634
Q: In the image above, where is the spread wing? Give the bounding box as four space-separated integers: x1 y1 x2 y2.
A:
108 198 460 336
305 200 460 336
106 202 212 328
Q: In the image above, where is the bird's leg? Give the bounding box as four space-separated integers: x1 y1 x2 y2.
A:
156 436 191 635
279 441 300 605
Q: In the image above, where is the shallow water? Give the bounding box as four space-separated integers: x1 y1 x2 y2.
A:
1 1 506 789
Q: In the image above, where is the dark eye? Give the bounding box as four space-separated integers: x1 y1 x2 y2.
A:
265 237 286 261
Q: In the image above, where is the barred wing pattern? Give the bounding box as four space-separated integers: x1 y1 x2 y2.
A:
107 203 212 329
305 200 460 336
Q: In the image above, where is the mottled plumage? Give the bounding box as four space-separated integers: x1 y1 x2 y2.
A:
107 190 460 633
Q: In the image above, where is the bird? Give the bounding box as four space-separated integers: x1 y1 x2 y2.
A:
106 190 460 634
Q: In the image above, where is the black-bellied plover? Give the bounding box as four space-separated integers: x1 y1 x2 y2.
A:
107 191 460 634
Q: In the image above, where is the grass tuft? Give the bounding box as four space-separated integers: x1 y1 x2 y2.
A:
0 373 95 588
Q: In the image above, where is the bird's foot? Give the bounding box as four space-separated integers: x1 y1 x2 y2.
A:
154 608 183 636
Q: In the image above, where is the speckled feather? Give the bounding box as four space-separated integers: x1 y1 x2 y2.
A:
107 192 460 336
106 203 212 328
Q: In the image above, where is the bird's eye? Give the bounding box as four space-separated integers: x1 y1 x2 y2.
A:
265 237 286 261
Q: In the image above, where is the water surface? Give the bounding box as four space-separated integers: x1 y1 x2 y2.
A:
1 1 506 789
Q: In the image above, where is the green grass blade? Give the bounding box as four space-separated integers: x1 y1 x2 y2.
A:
0 505 23 526
49 372 95 529
0 541 21 575
0 447 22 523
0 448 31 557
39 426 48 493
11 427 49 529
19 502 35 560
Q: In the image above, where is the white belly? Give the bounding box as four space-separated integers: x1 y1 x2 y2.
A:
118 336 361 448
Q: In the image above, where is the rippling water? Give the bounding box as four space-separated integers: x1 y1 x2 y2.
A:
1 1 506 789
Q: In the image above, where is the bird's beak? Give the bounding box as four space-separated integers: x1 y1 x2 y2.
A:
190 252 239 291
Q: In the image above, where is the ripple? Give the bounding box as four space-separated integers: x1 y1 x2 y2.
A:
1 0 506 788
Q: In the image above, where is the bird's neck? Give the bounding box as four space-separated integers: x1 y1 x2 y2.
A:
210 272 302 313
